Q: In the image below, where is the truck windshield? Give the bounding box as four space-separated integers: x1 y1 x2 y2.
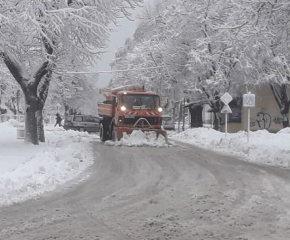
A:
122 94 159 110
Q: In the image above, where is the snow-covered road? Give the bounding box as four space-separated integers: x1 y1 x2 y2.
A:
1 140 290 240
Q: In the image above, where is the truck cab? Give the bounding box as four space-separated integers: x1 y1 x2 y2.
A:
115 91 162 128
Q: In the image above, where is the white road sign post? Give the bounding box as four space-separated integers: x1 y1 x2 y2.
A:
220 92 233 137
221 105 232 137
243 93 255 143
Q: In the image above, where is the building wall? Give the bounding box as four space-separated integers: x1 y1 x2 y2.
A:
220 85 285 133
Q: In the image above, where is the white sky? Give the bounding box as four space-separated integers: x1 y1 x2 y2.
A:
96 0 156 88
1 119 290 207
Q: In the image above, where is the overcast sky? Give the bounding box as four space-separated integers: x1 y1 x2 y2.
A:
96 0 156 88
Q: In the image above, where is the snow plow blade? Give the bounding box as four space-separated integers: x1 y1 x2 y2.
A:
115 127 168 144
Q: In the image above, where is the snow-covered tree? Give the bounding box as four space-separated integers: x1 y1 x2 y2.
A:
177 0 246 129
0 0 143 144
47 72 100 117
223 0 290 127
110 0 187 103
111 0 246 129
254 1 290 127
0 65 24 115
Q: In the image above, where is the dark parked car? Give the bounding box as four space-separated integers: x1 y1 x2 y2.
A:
63 115 101 132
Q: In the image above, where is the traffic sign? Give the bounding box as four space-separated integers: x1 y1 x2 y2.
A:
243 93 255 107
220 92 233 105
221 104 232 114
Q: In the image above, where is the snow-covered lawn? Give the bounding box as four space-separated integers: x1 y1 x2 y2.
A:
1 119 290 207
0 120 95 207
171 127 290 168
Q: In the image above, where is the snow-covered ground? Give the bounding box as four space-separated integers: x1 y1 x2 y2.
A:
0 120 96 207
0 119 290 207
170 127 290 168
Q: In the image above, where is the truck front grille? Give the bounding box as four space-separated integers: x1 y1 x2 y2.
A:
123 117 159 126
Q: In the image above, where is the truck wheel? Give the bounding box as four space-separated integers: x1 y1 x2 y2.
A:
100 124 108 142
100 124 105 141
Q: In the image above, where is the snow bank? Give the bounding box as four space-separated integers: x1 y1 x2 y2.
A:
0 121 94 206
172 128 290 168
104 130 176 147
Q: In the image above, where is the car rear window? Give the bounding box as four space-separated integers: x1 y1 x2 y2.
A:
92 117 100 123
66 116 73 121
162 116 172 122
84 116 100 123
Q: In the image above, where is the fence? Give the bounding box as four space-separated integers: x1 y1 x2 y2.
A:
0 114 24 123
0 114 56 125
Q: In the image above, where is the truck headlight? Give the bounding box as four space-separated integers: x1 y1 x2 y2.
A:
121 106 126 111
158 107 162 112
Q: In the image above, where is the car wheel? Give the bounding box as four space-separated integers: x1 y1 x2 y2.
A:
79 127 85 132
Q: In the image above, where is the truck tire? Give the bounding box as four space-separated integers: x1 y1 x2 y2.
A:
100 123 109 142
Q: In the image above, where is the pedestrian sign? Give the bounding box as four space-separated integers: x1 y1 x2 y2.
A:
243 93 255 107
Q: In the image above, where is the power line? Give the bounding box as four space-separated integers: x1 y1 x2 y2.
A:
56 66 165 75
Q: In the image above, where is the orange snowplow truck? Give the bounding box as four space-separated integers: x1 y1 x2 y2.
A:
98 85 167 142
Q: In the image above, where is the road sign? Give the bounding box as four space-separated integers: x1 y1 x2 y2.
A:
220 92 233 105
221 104 232 114
243 93 255 107
243 92 255 143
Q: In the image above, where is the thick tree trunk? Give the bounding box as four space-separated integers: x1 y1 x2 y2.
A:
24 91 47 144
24 96 39 145
189 105 203 128
23 91 47 144
280 100 289 128
282 113 290 128
16 90 21 115
36 72 51 142
212 95 221 131
36 110 45 142
65 104 69 118
270 84 290 128
213 112 220 130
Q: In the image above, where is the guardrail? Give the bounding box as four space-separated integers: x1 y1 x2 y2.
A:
0 114 24 123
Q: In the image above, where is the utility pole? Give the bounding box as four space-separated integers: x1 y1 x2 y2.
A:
182 98 185 131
